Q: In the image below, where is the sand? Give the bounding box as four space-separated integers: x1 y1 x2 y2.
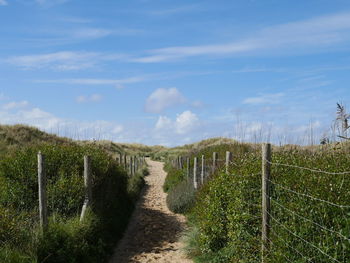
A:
109 159 192 263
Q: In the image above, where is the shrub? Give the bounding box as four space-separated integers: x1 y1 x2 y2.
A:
166 179 195 214
127 172 145 202
142 167 150 176
0 143 141 262
37 210 105 263
163 164 186 192
184 147 350 262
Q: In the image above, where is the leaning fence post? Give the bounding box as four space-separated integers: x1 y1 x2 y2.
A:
193 157 198 189
201 155 205 184
80 155 92 222
212 152 218 174
261 143 272 262
225 151 232 174
38 151 48 230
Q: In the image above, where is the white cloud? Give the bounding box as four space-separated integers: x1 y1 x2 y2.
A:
145 88 186 113
243 93 284 105
175 110 199 134
0 0 7 6
3 101 29 110
132 12 350 63
76 94 102 103
155 110 200 135
155 116 172 130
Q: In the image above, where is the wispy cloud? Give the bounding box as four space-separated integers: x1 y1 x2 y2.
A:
36 0 70 7
2 101 29 110
243 93 284 105
71 28 112 39
0 0 7 6
148 4 200 16
6 51 99 71
6 51 129 71
76 94 102 103
132 12 350 63
232 67 286 73
59 16 92 24
36 76 149 86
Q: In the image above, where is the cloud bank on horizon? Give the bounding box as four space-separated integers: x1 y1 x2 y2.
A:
0 0 349 146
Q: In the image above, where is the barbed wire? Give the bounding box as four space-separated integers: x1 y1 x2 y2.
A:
266 160 350 175
268 179 350 209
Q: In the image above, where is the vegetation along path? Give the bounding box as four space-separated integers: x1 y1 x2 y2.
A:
110 159 192 263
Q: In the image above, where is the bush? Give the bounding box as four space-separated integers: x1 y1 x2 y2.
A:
37 210 105 263
189 157 261 262
185 147 350 262
0 143 141 262
127 172 145 202
163 164 186 192
166 179 195 214
142 167 150 177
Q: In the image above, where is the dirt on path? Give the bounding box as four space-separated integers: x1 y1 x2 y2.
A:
109 159 192 263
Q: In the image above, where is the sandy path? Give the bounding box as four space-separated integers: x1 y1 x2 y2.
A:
109 159 192 263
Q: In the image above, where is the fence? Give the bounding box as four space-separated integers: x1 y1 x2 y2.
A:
170 144 350 263
37 152 145 231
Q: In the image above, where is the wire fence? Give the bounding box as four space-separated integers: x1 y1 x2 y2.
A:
170 145 350 262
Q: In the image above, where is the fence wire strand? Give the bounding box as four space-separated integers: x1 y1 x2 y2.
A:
267 210 342 263
266 160 350 175
269 196 350 242
268 179 350 209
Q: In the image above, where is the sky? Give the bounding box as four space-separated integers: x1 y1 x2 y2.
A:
1 0 350 146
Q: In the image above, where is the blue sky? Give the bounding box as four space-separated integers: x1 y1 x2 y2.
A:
1 0 350 146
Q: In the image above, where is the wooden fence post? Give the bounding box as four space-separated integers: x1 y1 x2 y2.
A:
226 151 232 174
135 157 138 172
212 152 218 174
201 155 205 184
80 155 92 222
124 154 127 169
119 153 122 165
261 143 272 262
187 157 190 178
193 157 198 189
130 156 134 176
38 151 48 230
